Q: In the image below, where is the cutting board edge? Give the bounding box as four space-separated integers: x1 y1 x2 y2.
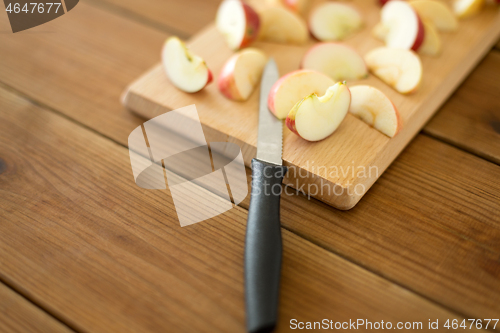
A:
121 12 500 210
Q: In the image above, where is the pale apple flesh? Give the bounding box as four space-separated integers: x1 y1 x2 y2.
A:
365 47 423 94
216 0 260 50
286 82 351 142
266 0 308 13
309 2 363 41
454 0 485 18
217 48 267 101
268 69 336 120
409 0 458 31
419 20 442 56
381 0 425 51
301 42 368 81
372 22 389 41
258 6 308 44
349 85 401 137
162 36 213 93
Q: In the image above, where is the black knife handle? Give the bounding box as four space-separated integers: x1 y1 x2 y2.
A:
245 158 288 333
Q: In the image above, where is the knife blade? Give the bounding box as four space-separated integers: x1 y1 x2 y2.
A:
244 58 288 333
256 59 283 166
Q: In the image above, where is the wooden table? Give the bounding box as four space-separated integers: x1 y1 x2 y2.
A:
0 1 499 332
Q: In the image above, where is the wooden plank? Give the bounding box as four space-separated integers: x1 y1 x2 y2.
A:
0 1 167 148
1 0 499 178
424 51 500 164
73 0 500 170
0 86 476 332
0 0 499 321
123 1 500 209
235 134 500 320
88 0 219 37
0 283 73 333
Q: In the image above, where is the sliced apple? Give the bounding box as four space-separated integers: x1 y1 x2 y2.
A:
381 0 425 51
349 85 401 137
453 0 485 18
365 47 422 94
409 0 458 31
266 0 308 13
258 6 308 44
162 36 213 93
419 20 442 56
301 42 367 81
286 82 351 141
268 69 336 119
216 0 260 50
217 48 267 101
309 2 363 41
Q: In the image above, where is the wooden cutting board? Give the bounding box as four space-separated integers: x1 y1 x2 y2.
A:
122 0 500 210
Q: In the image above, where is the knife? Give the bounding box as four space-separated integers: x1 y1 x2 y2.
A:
245 58 287 333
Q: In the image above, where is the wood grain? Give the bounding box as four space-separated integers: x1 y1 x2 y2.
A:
123 0 500 209
0 283 73 333
0 1 167 148
70 0 500 179
424 52 500 165
0 86 478 332
255 135 500 320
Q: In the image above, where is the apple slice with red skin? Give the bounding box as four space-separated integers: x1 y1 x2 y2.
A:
162 36 213 93
419 20 441 56
266 0 308 13
381 0 425 51
216 0 260 50
268 70 336 120
349 85 401 137
301 42 368 81
365 47 423 94
286 82 351 142
218 48 267 101
308 2 363 41
378 2 448 53
372 22 389 41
